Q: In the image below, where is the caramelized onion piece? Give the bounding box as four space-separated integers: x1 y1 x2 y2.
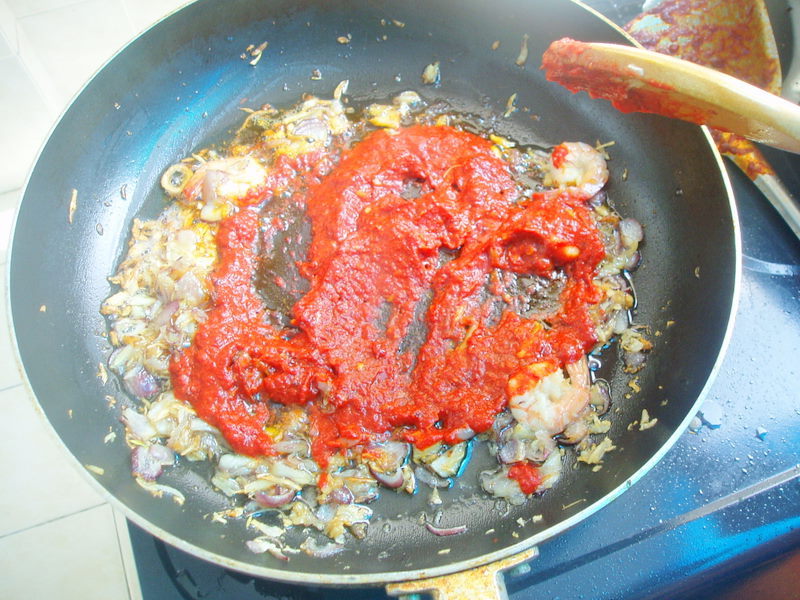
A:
254 487 297 508
425 522 467 536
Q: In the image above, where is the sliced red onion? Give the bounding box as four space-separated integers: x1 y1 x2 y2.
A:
201 168 222 204
315 503 337 522
218 453 257 476
370 467 405 489
425 522 467 536
623 350 647 372
624 250 641 271
273 439 311 454
351 521 369 540
498 439 526 464
254 487 297 508
175 271 205 305
327 486 354 505
351 486 379 504
414 465 451 489
451 427 475 441
590 379 612 414
291 117 328 141
121 407 157 441
381 441 411 462
429 442 470 478
587 190 607 208
268 547 289 561
108 345 133 374
560 419 589 445
270 461 315 486
495 422 513 445
123 367 161 399
151 300 179 328
366 440 410 478
524 437 555 463
175 228 198 248
612 310 630 335
246 538 289 560
479 468 527 506
300 538 344 558
190 418 219 433
492 410 514 435
619 217 644 246
131 444 173 481
245 539 268 554
148 443 175 464
197 433 221 458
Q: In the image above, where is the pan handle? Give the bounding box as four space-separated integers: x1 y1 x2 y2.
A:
751 172 800 241
385 546 539 600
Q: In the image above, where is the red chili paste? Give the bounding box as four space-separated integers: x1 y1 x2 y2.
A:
508 462 543 495
710 130 774 180
541 38 712 126
170 125 606 467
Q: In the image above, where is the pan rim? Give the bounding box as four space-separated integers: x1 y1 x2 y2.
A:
5 0 742 588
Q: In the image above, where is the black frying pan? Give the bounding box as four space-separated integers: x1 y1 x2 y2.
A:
8 0 739 594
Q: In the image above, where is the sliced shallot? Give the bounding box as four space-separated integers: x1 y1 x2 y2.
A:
425 522 467 536
246 538 288 560
414 465 451 489
300 538 344 558
327 485 355 505
292 117 329 141
498 439 526 464
121 407 157 441
151 300 179 328
175 271 205 306
619 217 644 247
254 487 297 508
123 367 161 399
131 444 175 481
370 468 405 489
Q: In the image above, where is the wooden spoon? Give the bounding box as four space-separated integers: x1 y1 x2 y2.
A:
623 0 800 242
541 38 800 154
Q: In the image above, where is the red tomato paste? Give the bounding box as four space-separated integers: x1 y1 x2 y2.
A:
541 38 711 126
508 462 543 495
170 125 606 467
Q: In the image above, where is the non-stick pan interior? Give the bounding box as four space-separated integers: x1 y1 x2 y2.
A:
9 0 738 584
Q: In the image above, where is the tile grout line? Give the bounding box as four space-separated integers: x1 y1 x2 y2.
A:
10 0 94 22
0 381 22 394
0 500 107 540
2 9 64 116
0 186 22 197
112 509 144 600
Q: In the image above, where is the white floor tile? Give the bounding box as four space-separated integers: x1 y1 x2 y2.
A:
0 28 12 59
122 0 189 34
0 504 130 600
0 188 21 262
0 55 53 192
0 1 19 58
5 0 85 19
113 509 144 600
17 0 134 106
0 384 106 536
0 272 25 391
